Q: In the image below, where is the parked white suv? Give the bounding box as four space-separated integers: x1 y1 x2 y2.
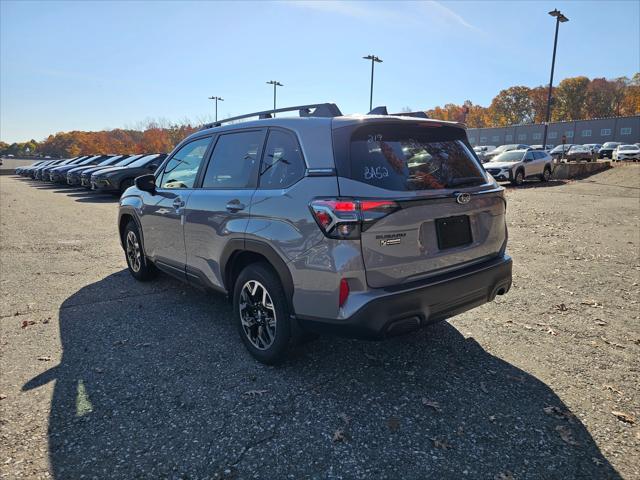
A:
612 144 640 162
484 149 553 186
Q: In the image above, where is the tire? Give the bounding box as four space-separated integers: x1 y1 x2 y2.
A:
511 169 524 186
120 178 134 194
540 166 551 182
123 220 156 281
233 262 294 364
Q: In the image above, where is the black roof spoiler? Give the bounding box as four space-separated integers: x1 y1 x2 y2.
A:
368 106 429 119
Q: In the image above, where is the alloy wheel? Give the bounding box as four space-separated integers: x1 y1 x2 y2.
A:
239 280 277 350
126 230 142 273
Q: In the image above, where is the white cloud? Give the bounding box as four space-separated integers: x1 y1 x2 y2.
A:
424 1 478 30
287 0 478 31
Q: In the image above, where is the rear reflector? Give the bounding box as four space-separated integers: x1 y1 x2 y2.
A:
339 279 350 307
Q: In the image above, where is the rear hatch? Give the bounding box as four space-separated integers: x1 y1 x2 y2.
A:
332 119 506 289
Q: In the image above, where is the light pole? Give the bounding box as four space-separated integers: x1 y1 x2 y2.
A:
208 96 224 122
362 54 383 111
542 9 569 149
266 80 283 117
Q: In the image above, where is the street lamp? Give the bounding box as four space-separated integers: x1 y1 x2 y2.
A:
266 80 283 117
208 96 224 122
542 9 569 149
362 54 383 111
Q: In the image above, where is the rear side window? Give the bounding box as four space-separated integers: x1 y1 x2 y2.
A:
345 124 485 191
259 129 305 189
202 130 263 189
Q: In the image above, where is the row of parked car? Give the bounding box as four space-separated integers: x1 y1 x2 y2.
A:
14 153 167 193
474 142 640 163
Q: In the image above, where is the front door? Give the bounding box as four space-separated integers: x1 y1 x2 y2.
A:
183 129 266 289
140 136 212 278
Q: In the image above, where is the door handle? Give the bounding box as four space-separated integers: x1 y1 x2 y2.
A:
226 200 245 212
172 198 185 209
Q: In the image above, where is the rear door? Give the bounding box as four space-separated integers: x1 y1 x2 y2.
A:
333 122 506 289
523 150 538 176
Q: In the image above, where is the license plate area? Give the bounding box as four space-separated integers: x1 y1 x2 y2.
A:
435 215 472 250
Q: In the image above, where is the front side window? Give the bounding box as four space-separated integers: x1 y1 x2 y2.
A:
159 137 211 189
347 124 486 191
202 130 263 189
260 130 305 189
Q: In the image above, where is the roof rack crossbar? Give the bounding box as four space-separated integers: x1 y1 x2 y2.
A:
202 103 342 129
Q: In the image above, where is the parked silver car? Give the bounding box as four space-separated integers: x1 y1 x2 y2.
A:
118 103 512 363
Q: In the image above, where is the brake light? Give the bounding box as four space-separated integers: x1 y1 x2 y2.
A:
339 278 350 307
309 198 399 239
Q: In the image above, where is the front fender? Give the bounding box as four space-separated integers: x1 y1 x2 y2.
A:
118 194 145 250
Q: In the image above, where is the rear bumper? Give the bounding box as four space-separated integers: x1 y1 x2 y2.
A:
299 255 512 339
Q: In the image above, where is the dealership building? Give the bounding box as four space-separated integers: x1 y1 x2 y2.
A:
466 115 639 147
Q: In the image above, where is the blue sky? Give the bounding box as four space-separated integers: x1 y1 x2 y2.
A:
1 0 638 142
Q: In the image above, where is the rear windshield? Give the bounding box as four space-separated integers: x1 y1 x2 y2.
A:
345 124 485 191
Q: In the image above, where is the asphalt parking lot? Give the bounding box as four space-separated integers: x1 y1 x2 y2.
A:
1 168 639 479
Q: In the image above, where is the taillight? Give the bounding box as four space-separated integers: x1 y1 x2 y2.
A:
309 198 399 239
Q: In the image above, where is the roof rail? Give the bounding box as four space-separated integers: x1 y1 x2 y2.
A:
201 103 343 129
367 105 429 119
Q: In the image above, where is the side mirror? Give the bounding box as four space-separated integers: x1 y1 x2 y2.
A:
135 174 156 193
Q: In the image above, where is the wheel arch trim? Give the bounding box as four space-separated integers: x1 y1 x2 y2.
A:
220 239 295 313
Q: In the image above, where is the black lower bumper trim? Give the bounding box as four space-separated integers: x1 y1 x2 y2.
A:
298 255 512 339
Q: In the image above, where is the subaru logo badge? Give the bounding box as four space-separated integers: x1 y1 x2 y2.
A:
456 192 471 205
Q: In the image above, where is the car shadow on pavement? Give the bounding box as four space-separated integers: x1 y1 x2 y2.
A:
501 180 567 190
64 191 119 203
23 271 621 480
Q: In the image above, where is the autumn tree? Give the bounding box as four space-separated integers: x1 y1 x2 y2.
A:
487 86 534 126
619 73 640 116
553 76 590 121
529 86 550 124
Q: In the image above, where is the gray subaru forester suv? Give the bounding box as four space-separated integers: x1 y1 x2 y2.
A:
118 103 512 364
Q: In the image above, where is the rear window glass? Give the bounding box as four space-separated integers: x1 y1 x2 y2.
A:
347 124 485 190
